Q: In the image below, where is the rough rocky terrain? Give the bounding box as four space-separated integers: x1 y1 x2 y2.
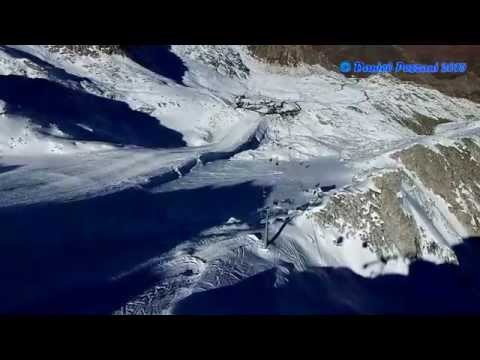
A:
249 45 480 102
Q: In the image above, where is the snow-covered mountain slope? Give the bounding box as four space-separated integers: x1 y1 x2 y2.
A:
3 45 480 157
1 45 480 314
1 45 246 147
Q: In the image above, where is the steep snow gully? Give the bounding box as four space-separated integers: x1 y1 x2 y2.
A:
1 45 480 314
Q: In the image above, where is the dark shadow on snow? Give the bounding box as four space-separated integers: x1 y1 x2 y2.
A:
141 130 263 190
0 164 23 175
267 215 297 247
320 184 336 192
124 46 188 85
174 268 280 315
0 74 186 148
0 181 272 314
173 237 480 315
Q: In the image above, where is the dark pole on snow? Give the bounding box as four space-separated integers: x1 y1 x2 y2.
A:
262 185 269 249
264 206 269 249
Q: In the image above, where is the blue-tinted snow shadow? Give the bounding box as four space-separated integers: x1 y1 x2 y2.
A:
0 164 23 175
124 46 188 85
173 237 480 315
0 181 272 314
0 74 185 148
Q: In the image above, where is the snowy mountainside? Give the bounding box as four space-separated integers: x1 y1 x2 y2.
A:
175 45 480 160
1 45 246 147
0 45 480 314
3 45 480 156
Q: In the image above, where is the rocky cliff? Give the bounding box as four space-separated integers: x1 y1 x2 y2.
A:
47 45 123 57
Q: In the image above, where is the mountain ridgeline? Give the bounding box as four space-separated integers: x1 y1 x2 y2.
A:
48 45 480 103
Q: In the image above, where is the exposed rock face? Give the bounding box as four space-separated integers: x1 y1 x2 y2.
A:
313 138 480 264
47 45 123 57
398 113 451 135
397 139 480 235
248 45 333 68
314 171 422 260
179 46 250 79
248 45 480 103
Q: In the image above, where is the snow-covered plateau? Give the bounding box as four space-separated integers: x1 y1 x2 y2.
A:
0 45 479 314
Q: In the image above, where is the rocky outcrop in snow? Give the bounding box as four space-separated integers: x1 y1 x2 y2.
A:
234 95 301 118
312 137 480 267
174 45 250 79
47 45 123 57
314 171 423 261
397 138 480 235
